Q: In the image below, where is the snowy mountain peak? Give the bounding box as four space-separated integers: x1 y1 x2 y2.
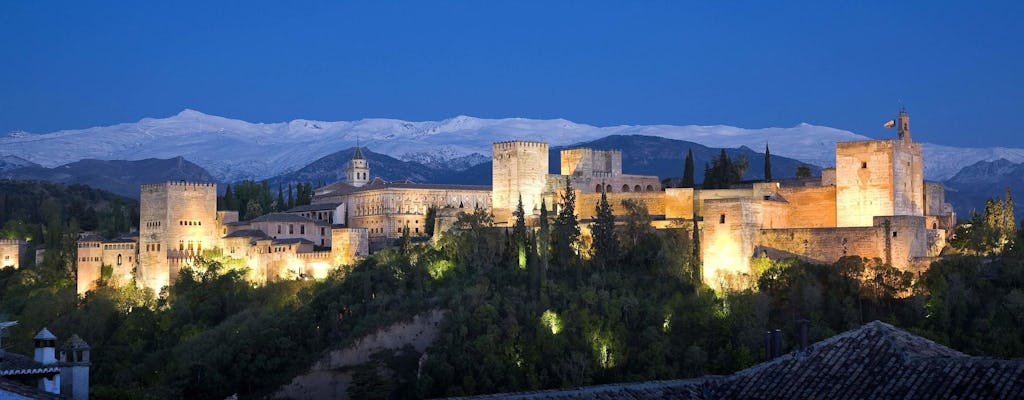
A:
2 110 1022 183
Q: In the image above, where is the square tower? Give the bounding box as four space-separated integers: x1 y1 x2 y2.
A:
492 141 549 217
835 122 923 227
137 181 218 291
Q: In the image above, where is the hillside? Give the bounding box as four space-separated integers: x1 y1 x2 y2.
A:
2 157 216 199
943 158 1024 218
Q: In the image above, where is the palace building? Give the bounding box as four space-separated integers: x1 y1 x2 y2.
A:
75 111 953 293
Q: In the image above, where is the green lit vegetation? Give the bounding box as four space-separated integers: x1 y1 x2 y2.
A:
540 309 562 335
0 181 1023 399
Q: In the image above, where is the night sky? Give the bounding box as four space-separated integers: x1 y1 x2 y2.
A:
2 1 1021 147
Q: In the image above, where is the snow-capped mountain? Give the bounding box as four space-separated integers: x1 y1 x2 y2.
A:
2 109 1020 182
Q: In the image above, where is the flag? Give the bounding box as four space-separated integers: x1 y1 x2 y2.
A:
883 119 895 128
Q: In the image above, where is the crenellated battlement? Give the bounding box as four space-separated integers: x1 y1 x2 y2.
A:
0 239 26 245
140 181 217 191
493 141 548 150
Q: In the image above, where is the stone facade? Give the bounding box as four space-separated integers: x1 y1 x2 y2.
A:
76 181 369 294
0 239 26 269
492 141 550 221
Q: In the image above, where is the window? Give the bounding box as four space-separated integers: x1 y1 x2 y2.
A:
893 231 898 238
634 185 641 192
861 162 867 169
321 227 325 235
606 184 612 192
300 225 305 235
289 224 294 234
622 184 630 192
117 254 122 266
719 214 726 224
646 185 654 191
278 225 282 234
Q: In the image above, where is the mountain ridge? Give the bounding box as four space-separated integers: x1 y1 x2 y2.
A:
4 109 1012 182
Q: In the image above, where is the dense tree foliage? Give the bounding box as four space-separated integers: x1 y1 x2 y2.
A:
953 188 1017 256
219 181 316 219
701 150 748 189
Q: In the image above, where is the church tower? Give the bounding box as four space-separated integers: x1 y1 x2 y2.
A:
346 146 370 187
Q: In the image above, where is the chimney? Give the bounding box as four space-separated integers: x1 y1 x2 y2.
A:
771 329 783 359
764 331 773 361
33 328 60 395
797 319 810 350
60 334 90 400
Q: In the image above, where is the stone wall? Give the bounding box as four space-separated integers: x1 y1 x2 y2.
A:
0 239 25 269
665 188 695 219
892 140 924 217
776 185 837 228
560 148 622 177
836 140 896 227
75 240 102 294
575 191 667 220
331 228 369 267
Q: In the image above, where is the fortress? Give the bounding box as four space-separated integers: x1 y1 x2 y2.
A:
74 110 954 293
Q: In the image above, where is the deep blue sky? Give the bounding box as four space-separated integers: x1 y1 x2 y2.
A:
1 1 1021 147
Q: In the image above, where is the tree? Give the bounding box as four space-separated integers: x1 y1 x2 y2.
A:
553 177 580 268
513 195 528 269
702 150 744 189
537 200 551 286
764 144 772 181
276 184 285 212
424 206 438 237
795 165 812 179
591 188 618 269
287 184 295 209
682 149 695 188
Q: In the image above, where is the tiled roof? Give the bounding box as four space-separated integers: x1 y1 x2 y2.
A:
248 213 315 223
272 238 314 245
458 321 1024 400
223 229 269 239
0 353 59 377
286 203 342 213
0 377 61 399
319 180 491 198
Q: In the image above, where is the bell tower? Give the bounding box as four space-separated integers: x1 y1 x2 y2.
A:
346 146 370 187
897 109 911 141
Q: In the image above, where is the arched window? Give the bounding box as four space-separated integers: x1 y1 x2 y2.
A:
646 184 654 191
634 185 642 192
596 184 603 192
606 184 612 192
622 184 630 192
117 254 122 266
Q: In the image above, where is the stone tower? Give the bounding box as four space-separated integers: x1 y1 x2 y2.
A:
137 181 218 291
346 146 370 187
59 335 90 400
835 110 924 227
492 141 549 219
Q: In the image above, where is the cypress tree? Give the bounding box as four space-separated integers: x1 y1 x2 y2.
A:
682 148 695 188
513 195 527 269
592 186 618 270
225 184 236 211
554 177 580 269
764 144 772 181
538 199 550 286
287 184 294 209
1004 187 1016 236
277 184 285 211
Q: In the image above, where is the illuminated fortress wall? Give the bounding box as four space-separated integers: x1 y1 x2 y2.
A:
137 182 219 291
492 141 549 222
